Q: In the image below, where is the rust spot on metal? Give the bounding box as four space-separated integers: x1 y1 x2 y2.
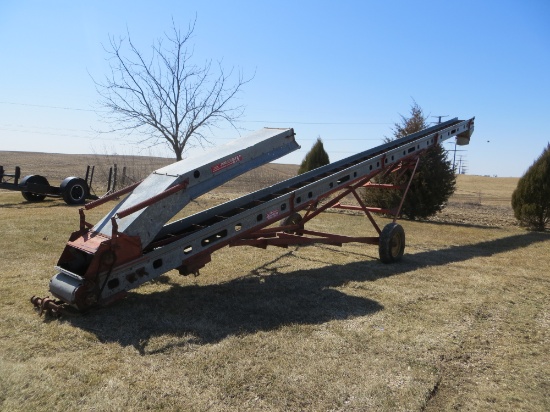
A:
30 296 64 317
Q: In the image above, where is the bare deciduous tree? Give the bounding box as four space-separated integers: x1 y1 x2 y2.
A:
94 19 251 160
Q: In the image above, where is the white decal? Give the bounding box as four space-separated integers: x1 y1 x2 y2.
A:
211 154 243 173
266 209 280 220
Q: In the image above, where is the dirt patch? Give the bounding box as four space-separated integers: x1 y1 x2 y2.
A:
427 202 517 228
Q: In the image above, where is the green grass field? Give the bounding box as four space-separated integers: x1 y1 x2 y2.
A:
0 154 548 411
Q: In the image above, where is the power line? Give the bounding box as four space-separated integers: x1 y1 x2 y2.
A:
0 123 94 134
240 120 393 125
0 127 118 141
431 115 449 124
0 127 384 143
0 100 97 112
0 101 393 126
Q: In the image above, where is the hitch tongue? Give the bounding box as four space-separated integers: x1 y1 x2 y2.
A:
30 296 64 317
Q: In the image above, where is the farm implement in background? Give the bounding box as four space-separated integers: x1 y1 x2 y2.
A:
0 164 128 205
31 119 474 316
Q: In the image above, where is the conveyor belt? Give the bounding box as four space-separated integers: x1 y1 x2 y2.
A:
150 118 468 246
36 117 474 313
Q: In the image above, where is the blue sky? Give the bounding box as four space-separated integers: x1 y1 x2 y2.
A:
1 0 549 177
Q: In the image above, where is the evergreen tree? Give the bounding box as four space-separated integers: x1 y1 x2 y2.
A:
364 101 456 220
298 137 330 174
511 143 550 231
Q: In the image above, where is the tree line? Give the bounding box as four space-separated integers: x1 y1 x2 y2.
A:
96 18 548 231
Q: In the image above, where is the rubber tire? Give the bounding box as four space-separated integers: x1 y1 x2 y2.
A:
379 222 405 264
19 175 49 202
280 212 303 235
60 177 89 205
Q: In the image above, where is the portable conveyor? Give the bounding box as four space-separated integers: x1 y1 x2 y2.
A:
31 117 474 316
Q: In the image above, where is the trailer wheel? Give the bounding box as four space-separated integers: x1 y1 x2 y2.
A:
19 175 49 202
379 222 405 263
60 177 89 205
280 212 303 235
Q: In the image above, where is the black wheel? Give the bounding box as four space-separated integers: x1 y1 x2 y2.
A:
19 175 49 202
280 212 303 234
379 222 405 263
60 177 89 205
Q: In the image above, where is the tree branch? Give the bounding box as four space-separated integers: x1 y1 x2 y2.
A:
94 19 252 160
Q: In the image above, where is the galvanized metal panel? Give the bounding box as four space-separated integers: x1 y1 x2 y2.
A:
92 128 298 247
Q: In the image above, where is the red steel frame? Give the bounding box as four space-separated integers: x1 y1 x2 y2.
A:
30 113 473 317
29 143 437 316
229 154 422 251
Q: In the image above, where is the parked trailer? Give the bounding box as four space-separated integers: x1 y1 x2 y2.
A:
31 119 474 316
0 164 129 205
0 165 97 205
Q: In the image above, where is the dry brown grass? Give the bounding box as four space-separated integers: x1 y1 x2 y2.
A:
0 151 298 195
0 150 174 194
0 152 549 411
452 175 519 206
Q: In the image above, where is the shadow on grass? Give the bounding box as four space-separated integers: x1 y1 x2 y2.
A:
420 219 508 230
0 199 75 209
68 250 383 354
66 231 550 354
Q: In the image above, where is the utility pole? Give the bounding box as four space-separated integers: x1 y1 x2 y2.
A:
457 155 468 174
432 115 449 124
436 116 468 174
453 140 457 173
445 141 466 174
